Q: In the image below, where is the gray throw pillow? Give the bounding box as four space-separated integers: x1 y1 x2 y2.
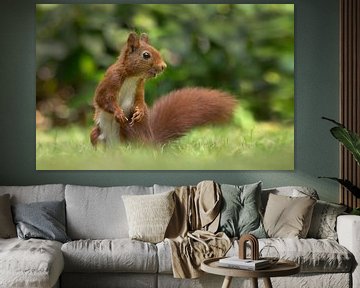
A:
307 200 347 240
218 182 266 238
12 200 70 243
0 194 16 238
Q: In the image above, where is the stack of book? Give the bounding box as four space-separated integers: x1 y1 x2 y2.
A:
218 257 271 270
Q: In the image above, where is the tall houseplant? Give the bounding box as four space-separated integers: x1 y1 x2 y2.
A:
320 117 360 214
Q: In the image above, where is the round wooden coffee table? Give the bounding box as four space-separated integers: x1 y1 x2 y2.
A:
201 257 300 288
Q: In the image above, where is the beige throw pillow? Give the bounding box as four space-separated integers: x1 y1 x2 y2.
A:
263 193 316 238
122 191 175 243
0 194 17 238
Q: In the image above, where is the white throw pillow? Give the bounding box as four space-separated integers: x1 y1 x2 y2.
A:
122 191 175 243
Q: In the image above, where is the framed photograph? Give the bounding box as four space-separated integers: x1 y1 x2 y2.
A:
36 4 294 170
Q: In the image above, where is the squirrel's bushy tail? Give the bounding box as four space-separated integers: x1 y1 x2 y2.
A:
132 87 237 144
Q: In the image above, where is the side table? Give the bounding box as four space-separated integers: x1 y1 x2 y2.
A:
201 257 300 288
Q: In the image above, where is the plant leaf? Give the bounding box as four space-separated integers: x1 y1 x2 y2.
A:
321 116 344 127
330 127 360 165
322 117 360 165
319 177 360 198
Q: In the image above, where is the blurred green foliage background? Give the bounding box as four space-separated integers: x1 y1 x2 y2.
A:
36 4 294 129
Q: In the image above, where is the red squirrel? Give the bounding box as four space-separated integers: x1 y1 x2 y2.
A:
90 32 237 146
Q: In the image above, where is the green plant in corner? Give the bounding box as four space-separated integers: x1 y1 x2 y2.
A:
319 117 360 214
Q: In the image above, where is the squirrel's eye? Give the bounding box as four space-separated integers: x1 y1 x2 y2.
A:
142 51 151 60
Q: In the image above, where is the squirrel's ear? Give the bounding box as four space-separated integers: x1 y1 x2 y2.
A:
140 33 150 44
127 32 140 53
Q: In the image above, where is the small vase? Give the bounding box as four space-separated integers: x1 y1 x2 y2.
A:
259 245 280 265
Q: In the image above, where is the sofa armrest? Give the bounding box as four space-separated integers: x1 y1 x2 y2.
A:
337 215 360 288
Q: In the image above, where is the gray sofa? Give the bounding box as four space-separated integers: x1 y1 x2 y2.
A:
0 184 359 288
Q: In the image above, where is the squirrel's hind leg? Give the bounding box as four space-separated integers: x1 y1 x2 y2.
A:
90 125 102 147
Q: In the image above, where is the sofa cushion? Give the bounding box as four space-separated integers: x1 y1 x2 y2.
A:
0 184 65 204
234 238 353 273
61 239 158 273
0 194 16 238
260 238 353 273
65 185 153 239
157 237 353 274
156 240 173 274
0 238 63 288
153 184 175 194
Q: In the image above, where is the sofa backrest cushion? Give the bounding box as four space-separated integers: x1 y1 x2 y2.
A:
0 194 17 238
65 185 153 239
153 184 176 194
0 185 65 204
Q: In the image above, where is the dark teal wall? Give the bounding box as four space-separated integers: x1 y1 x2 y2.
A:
0 0 340 202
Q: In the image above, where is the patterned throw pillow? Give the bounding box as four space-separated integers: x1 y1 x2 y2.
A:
218 182 266 239
263 193 316 238
122 191 175 243
307 200 347 240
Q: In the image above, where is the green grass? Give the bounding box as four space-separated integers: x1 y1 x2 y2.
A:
36 122 294 170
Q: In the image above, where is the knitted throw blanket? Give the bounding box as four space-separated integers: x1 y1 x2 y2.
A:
165 181 231 278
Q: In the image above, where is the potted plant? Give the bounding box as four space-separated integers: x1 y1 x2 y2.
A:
320 117 360 215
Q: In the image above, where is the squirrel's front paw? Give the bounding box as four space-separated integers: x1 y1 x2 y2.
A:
114 109 128 124
130 106 145 126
